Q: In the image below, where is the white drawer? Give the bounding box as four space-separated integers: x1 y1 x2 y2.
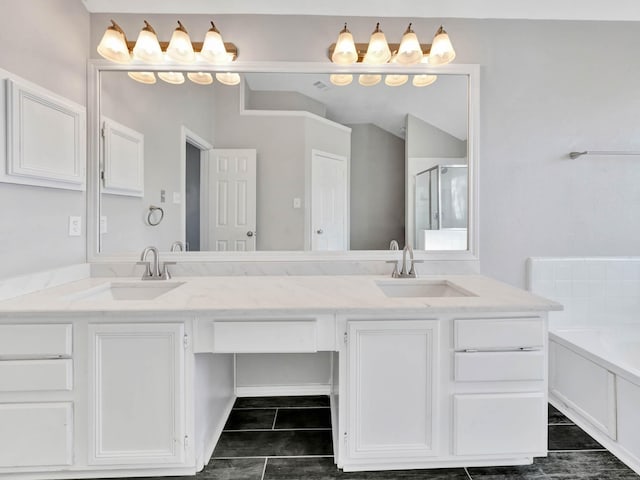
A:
0 402 73 467
0 324 72 357
0 359 73 392
212 320 317 353
454 317 543 350
453 392 546 456
454 351 545 382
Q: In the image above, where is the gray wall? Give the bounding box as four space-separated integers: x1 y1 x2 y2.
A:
245 88 327 117
406 114 468 158
100 72 215 254
0 0 89 279
350 124 405 250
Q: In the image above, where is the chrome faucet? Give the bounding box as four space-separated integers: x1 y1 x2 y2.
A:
170 241 185 252
388 245 422 278
138 246 174 280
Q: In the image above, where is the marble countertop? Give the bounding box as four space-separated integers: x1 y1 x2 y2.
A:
0 274 562 316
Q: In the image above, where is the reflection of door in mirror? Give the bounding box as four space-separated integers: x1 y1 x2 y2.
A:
311 151 348 251
202 149 257 251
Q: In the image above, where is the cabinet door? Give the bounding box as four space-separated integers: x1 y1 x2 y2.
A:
88 323 186 466
347 320 438 460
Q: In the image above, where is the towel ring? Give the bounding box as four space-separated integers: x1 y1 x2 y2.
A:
147 205 164 226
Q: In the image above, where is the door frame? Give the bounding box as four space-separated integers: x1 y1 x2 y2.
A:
180 126 213 249
306 149 350 251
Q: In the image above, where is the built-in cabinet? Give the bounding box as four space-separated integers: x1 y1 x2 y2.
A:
88 323 186 466
0 310 549 478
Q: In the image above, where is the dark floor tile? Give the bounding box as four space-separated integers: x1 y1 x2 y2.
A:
234 395 330 409
198 458 266 479
264 457 470 479
548 404 573 425
536 451 640 479
467 463 547 479
224 408 277 430
275 407 332 429
548 425 604 451
214 430 333 457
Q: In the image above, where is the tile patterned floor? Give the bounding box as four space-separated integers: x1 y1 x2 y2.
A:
200 399 640 480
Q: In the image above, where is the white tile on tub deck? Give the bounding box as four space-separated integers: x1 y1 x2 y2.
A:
605 280 625 298
588 281 606 298
532 281 556 298
533 260 556 283
572 281 590 298
620 281 640 298
554 262 573 281
606 261 630 282
571 261 589 281
588 261 607 282
555 280 573 298
569 298 589 323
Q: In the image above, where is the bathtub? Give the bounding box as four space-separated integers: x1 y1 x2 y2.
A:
550 326 640 474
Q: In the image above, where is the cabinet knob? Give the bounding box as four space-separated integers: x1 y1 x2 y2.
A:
316 229 324 235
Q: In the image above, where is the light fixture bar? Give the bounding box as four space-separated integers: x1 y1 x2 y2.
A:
328 42 431 63
125 41 238 60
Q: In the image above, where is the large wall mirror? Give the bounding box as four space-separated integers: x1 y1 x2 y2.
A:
88 63 478 260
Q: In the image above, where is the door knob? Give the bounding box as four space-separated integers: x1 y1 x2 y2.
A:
316 229 324 235
246 231 255 237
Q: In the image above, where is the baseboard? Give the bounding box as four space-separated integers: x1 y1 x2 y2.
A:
235 384 331 397
197 394 236 471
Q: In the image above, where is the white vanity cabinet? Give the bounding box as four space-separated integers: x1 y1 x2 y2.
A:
336 313 549 472
342 319 439 468
0 323 74 470
88 323 188 466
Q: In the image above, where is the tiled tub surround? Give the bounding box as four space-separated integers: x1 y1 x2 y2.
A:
0 272 560 479
528 257 640 475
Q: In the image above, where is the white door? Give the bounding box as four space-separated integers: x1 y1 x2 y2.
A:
311 151 348 251
88 323 186 466
208 149 257 251
346 320 438 464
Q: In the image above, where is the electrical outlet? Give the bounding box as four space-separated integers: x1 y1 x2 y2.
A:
293 197 302 209
68 216 82 236
100 216 108 234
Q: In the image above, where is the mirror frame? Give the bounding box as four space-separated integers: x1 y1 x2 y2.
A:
87 60 479 264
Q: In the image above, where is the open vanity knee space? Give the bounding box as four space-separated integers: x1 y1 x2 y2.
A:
0 274 560 479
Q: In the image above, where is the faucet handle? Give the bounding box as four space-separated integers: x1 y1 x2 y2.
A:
408 259 424 277
136 261 152 278
160 262 176 280
385 260 401 278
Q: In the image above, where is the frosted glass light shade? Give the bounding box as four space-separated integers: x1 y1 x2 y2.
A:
97 21 130 64
132 21 163 64
331 24 358 65
363 24 391 65
385 74 408 87
158 71 185 84
330 74 353 86
166 21 195 64
413 74 437 87
200 22 229 64
188 72 214 85
128 71 156 84
359 74 381 86
429 26 456 66
396 24 423 65
216 72 241 86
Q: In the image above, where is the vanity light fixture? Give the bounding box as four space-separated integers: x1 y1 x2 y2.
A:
166 21 196 64
428 25 456 66
132 21 163 64
331 24 358 65
327 22 456 84
200 22 231 64
396 23 423 65
329 74 353 86
216 72 241 86
363 23 392 65
158 71 185 84
128 71 157 84
358 74 382 87
97 20 131 64
187 72 214 85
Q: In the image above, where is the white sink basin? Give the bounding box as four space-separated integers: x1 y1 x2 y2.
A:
68 282 185 301
376 280 476 298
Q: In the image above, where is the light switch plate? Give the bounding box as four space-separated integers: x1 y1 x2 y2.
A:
68 216 82 236
293 197 302 209
173 192 181 204
100 216 108 234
